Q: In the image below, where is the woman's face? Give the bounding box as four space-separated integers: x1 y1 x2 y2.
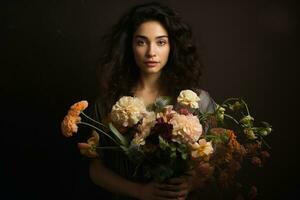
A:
132 21 170 76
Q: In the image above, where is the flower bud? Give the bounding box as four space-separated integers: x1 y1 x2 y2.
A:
244 128 257 140
259 129 269 136
229 101 243 111
240 115 254 127
216 105 226 121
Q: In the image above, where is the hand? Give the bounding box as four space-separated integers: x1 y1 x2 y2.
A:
163 177 191 199
137 181 187 200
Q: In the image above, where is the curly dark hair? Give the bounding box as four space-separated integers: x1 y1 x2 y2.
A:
97 2 204 113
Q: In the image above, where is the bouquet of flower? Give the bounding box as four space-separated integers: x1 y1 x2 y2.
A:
61 89 272 198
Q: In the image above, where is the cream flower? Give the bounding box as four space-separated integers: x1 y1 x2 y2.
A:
138 111 156 137
177 90 200 109
110 96 147 127
191 139 214 159
156 105 176 122
170 114 203 143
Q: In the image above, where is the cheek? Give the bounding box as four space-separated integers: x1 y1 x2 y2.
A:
161 47 170 61
133 47 145 60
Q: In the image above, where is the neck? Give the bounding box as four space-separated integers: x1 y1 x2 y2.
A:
136 72 161 92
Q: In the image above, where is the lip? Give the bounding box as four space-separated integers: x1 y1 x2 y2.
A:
144 61 160 67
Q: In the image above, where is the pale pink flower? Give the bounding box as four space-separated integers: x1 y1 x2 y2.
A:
156 105 176 122
170 114 203 143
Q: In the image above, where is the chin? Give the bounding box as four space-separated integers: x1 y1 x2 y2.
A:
144 68 162 74
139 66 162 74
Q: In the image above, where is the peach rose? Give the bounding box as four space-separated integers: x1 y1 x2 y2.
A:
170 114 203 143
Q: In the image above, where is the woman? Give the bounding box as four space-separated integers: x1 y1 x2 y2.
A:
90 2 216 200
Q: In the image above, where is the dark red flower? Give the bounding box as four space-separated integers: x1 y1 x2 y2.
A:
260 151 270 160
248 185 258 199
147 118 173 144
251 156 262 167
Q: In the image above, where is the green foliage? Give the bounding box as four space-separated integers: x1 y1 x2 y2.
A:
205 132 229 144
109 122 129 147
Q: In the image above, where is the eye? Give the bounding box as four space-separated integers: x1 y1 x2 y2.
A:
157 39 168 46
136 40 146 46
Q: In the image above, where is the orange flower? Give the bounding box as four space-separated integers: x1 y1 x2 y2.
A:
61 100 88 137
61 115 81 137
78 131 100 158
68 100 88 117
220 130 246 164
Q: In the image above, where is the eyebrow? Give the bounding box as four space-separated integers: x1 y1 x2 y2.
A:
134 35 169 40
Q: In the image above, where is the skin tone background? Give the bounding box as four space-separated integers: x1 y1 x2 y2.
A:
1 0 298 199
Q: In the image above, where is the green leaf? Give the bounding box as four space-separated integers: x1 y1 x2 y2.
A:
176 144 188 160
261 121 271 127
120 145 129 152
152 165 174 182
108 123 129 147
159 136 170 150
181 152 188 160
205 133 229 143
170 145 176 152
171 152 177 159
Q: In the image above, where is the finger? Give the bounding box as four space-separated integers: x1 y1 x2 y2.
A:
166 177 186 184
156 184 181 191
156 182 189 191
155 189 183 198
155 197 178 200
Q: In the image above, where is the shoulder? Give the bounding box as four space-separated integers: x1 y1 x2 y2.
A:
197 89 217 113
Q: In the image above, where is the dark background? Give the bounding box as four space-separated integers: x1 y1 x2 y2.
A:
1 0 299 199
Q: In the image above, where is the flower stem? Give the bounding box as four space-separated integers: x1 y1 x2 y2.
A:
240 99 250 116
199 113 210 121
81 111 107 128
260 136 271 149
96 146 119 150
224 114 239 125
222 98 240 105
79 122 119 145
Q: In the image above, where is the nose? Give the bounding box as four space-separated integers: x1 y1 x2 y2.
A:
146 43 157 57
